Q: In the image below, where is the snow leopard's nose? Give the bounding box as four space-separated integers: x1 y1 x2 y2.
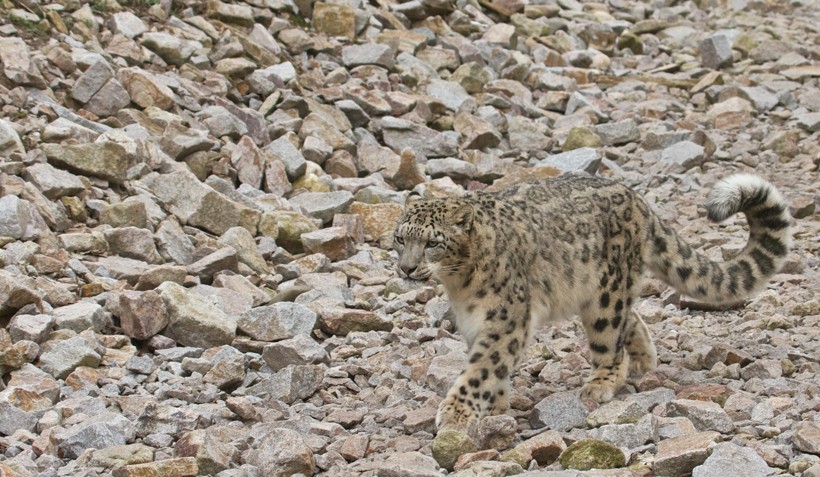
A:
400 265 417 276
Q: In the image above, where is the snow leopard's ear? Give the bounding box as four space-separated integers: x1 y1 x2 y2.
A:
405 191 423 207
449 203 474 232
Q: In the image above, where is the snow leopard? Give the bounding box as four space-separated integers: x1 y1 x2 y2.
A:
393 173 791 433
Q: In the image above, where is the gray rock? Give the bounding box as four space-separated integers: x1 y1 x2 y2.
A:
156 219 195 265
539 147 601 174
336 99 371 128
530 391 590 431
381 116 459 158
0 401 39 435
262 334 329 371
144 170 252 236
84 79 131 117
218 227 269 274
425 79 472 111
238 303 317 342
43 141 130 183
594 120 640 146
795 112 820 132
135 403 200 438
666 399 734 433
95 256 150 284
624 388 676 412
653 431 721 477
56 412 136 459
589 414 658 450
39 336 103 379
100 201 148 229
208 0 254 26
260 62 296 84
0 119 24 157
700 34 733 69
586 400 647 427
0 195 40 240
22 163 85 200
108 290 169 340
342 43 395 69
737 86 779 112
656 416 698 440
301 227 356 261
289 191 354 225
159 123 217 160
9 314 54 343
426 158 477 180
201 106 248 139
0 37 47 88
377 451 441 477
692 442 770 477
740 359 782 380
508 116 552 152
246 428 315 477
157 282 236 348
427 351 468 396
266 133 307 181
70 59 114 104
565 92 606 120
793 422 820 454
659 140 705 173
230 135 265 189
108 11 148 39
53 302 105 333
187 247 240 280
245 364 324 404
140 32 197 66
125 355 156 375
104 227 163 264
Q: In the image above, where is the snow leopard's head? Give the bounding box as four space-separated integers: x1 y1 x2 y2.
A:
393 193 474 281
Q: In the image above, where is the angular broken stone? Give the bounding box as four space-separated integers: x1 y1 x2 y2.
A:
342 44 395 69
301 227 356 260
157 282 236 348
218 226 269 274
539 147 601 174
107 290 169 340
43 142 130 183
238 303 317 342
700 34 733 70
53 302 105 333
246 428 315 476
654 431 721 477
317 307 393 336
104 227 163 264
38 336 102 379
262 334 330 371
530 391 590 431
290 191 355 225
313 3 356 39
692 442 771 477
666 399 734 433
144 170 257 236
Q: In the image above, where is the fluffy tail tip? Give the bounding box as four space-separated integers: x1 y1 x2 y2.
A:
706 174 774 222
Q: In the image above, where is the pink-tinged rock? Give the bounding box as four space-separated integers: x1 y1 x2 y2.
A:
112 457 198 477
653 431 720 477
108 290 169 340
231 135 265 189
301 227 356 261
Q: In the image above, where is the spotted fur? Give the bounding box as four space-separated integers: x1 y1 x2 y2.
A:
393 173 791 434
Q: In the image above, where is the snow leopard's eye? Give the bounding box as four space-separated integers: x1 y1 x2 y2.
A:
426 239 442 248
395 236 405 245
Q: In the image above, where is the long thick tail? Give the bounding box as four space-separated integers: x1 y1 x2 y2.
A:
647 174 792 304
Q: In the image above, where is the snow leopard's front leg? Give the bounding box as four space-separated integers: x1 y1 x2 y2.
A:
436 301 527 435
